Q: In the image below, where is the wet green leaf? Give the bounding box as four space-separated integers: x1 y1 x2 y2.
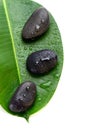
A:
0 0 63 120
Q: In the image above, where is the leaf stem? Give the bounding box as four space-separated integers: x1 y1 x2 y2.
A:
3 0 21 83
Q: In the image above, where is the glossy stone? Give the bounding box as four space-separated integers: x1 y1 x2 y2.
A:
9 81 36 112
22 7 50 41
26 49 58 74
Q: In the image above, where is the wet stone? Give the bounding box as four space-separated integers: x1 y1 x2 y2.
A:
26 49 58 75
22 7 50 41
9 81 36 113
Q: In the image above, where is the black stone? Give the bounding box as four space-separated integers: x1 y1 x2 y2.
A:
22 7 50 41
9 81 36 113
26 49 58 74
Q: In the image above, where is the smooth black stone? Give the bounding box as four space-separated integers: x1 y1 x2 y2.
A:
26 49 58 75
22 7 50 41
9 81 36 113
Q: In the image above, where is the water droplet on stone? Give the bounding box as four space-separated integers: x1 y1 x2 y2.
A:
26 86 30 91
23 94 26 97
41 57 50 61
31 32 34 35
41 19 45 23
36 61 39 64
35 24 40 31
19 98 23 101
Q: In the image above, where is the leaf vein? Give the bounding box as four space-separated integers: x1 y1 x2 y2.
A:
3 0 21 83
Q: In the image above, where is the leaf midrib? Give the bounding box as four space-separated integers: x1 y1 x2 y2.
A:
3 0 21 83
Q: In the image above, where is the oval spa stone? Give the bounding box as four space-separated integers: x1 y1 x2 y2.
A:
22 7 50 41
26 49 58 74
9 81 36 113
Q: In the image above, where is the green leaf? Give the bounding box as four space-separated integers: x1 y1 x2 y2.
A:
0 0 63 120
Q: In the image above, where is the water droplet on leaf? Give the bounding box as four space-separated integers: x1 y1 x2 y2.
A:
55 73 60 78
24 46 27 50
40 81 52 88
38 98 41 101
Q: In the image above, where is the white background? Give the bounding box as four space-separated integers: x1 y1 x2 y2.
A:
0 0 87 129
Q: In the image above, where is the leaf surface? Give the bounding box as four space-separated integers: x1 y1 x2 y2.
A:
0 0 63 120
